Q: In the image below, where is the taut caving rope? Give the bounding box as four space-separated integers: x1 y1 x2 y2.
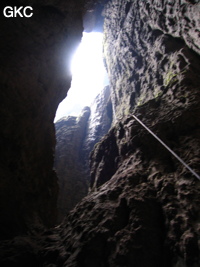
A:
132 115 200 181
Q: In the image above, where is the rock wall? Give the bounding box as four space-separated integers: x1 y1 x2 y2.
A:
83 85 112 161
88 0 200 265
0 0 84 239
0 0 200 266
103 0 200 121
54 107 90 222
55 86 112 221
88 104 200 266
37 0 200 266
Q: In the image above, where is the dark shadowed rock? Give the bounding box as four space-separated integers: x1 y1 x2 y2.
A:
55 85 112 222
54 107 90 222
0 0 85 238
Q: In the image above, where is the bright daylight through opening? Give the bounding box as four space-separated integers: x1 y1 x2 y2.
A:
54 32 109 122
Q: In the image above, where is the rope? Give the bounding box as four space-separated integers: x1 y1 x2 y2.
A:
132 114 200 181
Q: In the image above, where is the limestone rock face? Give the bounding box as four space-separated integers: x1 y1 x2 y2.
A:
0 0 84 238
103 0 200 121
54 107 90 222
0 0 200 266
50 0 199 265
83 85 112 161
88 103 200 266
55 86 112 221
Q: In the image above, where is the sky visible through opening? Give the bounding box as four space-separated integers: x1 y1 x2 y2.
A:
54 32 109 122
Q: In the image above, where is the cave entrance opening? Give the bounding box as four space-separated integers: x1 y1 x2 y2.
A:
54 32 109 122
